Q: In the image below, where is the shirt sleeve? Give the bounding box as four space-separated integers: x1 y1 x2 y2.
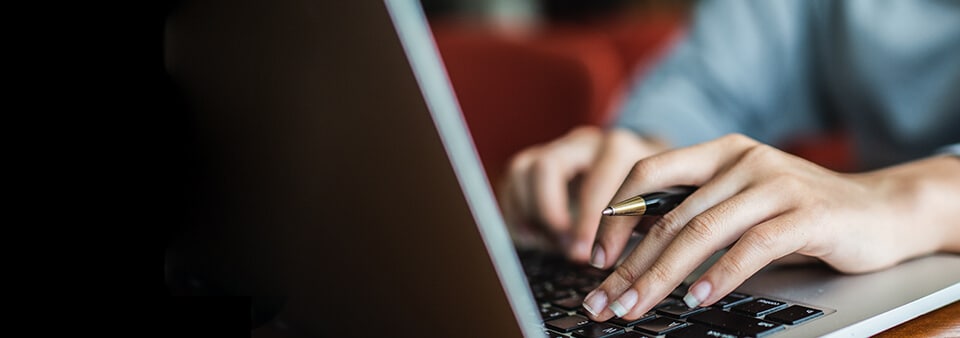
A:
938 144 960 157
614 0 826 148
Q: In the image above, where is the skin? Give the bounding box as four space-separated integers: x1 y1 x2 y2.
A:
578 133 960 321
499 127 960 320
498 126 669 262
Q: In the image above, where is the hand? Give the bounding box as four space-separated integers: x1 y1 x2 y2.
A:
497 126 668 262
582 134 960 321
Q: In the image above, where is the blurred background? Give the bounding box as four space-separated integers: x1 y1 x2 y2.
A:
417 0 856 185
420 0 693 184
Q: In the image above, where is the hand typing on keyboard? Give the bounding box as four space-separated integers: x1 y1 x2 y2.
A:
525 252 824 337
498 127 669 263
580 134 960 322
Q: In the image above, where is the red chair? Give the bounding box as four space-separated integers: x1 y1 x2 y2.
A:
432 12 686 183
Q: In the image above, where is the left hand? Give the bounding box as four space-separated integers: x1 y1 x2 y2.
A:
580 134 960 321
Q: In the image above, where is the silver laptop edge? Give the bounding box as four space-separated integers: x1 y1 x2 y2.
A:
739 253 960 337
824 282 960 337
386 1 542 336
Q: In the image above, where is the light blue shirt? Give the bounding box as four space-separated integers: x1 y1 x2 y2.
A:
616 0 960 170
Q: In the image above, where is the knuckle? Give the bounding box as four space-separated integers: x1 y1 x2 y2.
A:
648 217 683 243
808 192 830 207
612 264 642 285
719 256 749 278
629 159 656 180
805 199 831 219
507 148 538 173
645 261 674 284
684 214 719 245
531 156 556 175
567 125 600 138
606 129 635 148
742 227 780 255
722 133 755 146
741 143 774 164
505 155 525 174
768 174 804 192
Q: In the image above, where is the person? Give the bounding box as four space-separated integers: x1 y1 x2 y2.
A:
497 0 960 322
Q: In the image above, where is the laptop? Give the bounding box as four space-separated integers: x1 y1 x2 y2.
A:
164 0 960 336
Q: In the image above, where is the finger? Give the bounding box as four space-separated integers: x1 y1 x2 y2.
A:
529 153 574 234
569 131 653 262
592 159 747 270
499 148 540 228
590 134 758 269
634 215 660 234
529 132 601 236
591 186 788 321
499 149 554 249
685 212 807 308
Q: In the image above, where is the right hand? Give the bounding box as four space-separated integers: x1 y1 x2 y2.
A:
497 126 669 263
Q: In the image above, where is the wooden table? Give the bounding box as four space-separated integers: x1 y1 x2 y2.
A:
875 301 960 337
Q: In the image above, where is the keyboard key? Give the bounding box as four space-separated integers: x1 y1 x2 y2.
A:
689 308 784 337
545 315 592 332
671 284 690 299
633 316 690 335
712 292 753 309
655 297 682 309
579 284 601 294
608 312 656 327
544 290 577 302
540 307 568 321
536 288 572 303
555 276 580 289
619 332 655 338
657 303 709 319
764 305 824 325
571 322 626 338
731 298 788 317
544 330 566 338
534 291 548 302
553 295 586 311
531 283 546 293
666 324 739 338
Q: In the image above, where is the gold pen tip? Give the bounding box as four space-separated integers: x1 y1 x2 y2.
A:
601 207 614 216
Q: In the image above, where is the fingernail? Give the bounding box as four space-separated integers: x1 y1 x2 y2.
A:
609 289 637 318
590 244 606 269
582 289 607 317
684 281 712 308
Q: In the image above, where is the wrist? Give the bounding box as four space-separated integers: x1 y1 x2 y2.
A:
860 156 960 254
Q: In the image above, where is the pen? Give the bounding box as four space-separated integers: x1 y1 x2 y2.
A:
601 185 698 216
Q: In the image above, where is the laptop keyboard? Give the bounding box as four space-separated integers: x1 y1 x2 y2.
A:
521 251 826 338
